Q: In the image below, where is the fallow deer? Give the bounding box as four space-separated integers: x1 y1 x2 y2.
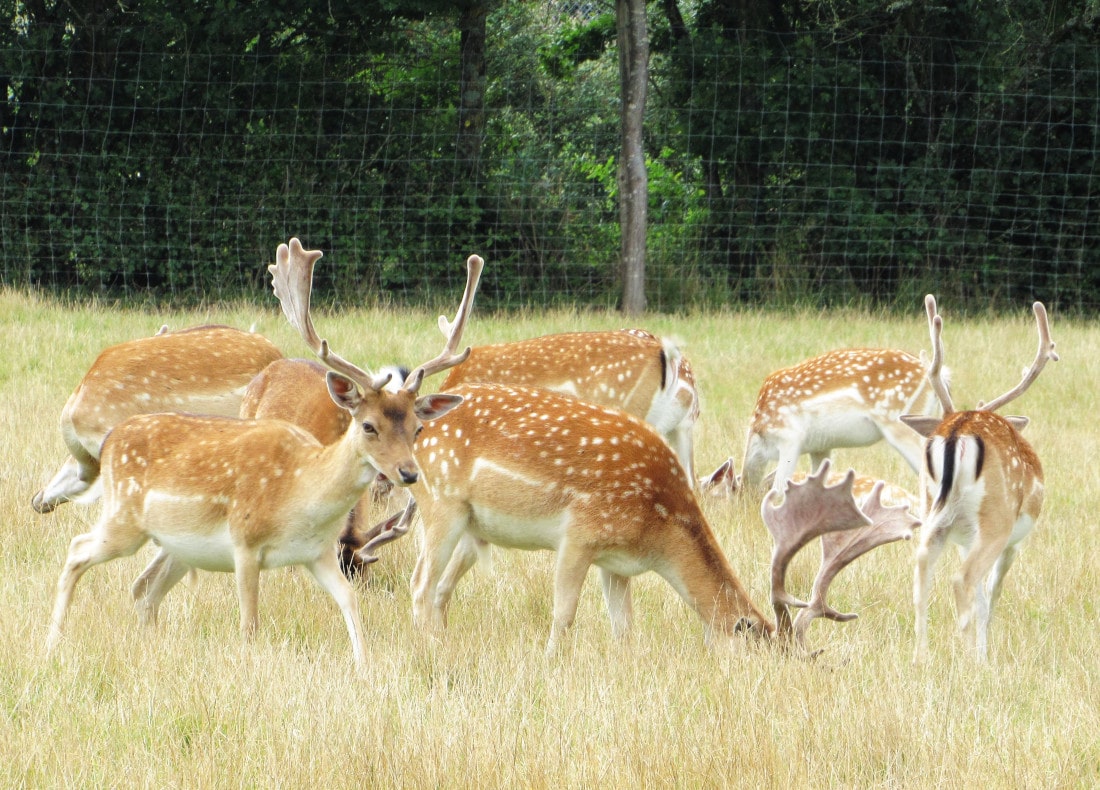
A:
439 328 699 481
32 324 283 513
47 239 481 665
242 329 698 578
738 347 944 495
901 295 1056 663
406 383 911 654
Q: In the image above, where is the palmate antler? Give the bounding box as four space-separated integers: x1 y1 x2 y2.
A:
761 460 871 641
792 482 920 645
270 240 485 394
269 238 385 391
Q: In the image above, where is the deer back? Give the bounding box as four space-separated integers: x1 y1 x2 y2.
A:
444 330 695 425
241 358 350 445
63 325 283 458
749 348 936 436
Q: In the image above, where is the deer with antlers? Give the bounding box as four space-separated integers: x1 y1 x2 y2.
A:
737 347 944 496
47 239 481 665
901 295 1056 663
406 378 915 653
32 324 284 514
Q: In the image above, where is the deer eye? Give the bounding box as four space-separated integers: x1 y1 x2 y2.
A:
414 425 424 439
362 422 378 436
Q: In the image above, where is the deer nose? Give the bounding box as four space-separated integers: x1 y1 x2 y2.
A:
398 468 419 485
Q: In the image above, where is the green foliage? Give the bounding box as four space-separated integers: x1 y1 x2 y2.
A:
539 11 617 79
2 0 1099 310
649 0 1100 310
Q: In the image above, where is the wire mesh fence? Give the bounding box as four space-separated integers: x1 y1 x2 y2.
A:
3 7 1098 312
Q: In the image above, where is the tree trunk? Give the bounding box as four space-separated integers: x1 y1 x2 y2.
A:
617 0 649 315
457 2 488 181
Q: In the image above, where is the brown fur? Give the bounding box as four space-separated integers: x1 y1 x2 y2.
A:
34 325 282 513
410 382 772 651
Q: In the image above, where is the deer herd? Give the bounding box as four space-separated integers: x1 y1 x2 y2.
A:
37 239 1059 667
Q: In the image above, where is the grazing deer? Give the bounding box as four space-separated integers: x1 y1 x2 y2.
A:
440 328 699 481
47 239 480 665
32 325 283 513
407 383 908 654
901 295 1056 663
738 347 944 495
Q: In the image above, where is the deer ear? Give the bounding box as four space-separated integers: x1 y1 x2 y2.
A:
699 458 736 495
1003 415 1030 432
414 393 464 421
900 414 941 437
326 372 364 411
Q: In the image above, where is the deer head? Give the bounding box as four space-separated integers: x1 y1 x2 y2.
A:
267 238 482 487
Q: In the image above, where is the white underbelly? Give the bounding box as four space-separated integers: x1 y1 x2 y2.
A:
468 503 568 551
797 411 883 452
152 528 237 572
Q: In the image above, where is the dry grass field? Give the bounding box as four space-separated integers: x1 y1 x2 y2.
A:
1 286 1097 788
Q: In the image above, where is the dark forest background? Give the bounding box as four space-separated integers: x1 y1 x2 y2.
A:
3 1 1098 312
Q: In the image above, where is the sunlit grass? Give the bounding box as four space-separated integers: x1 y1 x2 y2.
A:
2 286 1097 788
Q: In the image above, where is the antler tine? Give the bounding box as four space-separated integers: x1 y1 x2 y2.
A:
268 238 377 389
761 460 871 640
791 482 919 646
355 500 418 565
403 254 485 393
924 294 955 414
978 301 1059 413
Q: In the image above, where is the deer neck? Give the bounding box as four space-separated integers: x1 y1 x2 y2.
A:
659 510 775 639
295 425 380 517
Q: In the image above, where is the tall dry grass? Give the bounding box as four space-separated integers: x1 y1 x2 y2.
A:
1 287 1097 788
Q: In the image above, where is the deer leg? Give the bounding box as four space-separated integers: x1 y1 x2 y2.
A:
47 521 148 653
737 433 773 491
233 546 262 641
954 532 1011 661
434 534 482 627
598 568 633 640
411 504 470 631
913 516 952 664
131 549 191 627
770 442 804 494
547 540 596 654
305 551 368 667
986 542 1019 618
808 452 831 476
666 424 696 484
